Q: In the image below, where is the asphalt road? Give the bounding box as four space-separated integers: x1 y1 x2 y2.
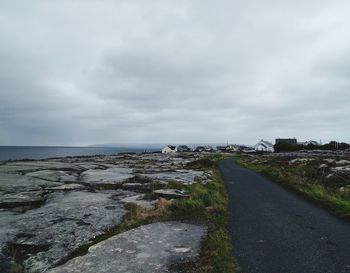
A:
218 159 350 273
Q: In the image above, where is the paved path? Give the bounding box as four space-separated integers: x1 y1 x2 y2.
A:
218 159 350 273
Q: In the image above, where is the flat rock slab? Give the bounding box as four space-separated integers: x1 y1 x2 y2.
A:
0 161 79 174
154 189 190 199
48 183 85 191
26 170 78 183
120 194 156 209
144 170 209 184
49 221 207 273
0 191 44 208
0 173 63 192
4 191 127 273
80 167 133 186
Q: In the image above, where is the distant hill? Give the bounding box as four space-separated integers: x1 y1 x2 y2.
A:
89 142 239 149
88 143 163 149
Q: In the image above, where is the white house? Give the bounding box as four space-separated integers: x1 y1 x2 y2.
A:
225 145 239 152
254 139 274 152
162 145 177 154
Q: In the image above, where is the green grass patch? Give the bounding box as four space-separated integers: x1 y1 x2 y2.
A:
238 159 350 221
167 168 239 273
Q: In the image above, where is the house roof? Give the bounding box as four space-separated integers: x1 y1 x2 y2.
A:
255 139 273 148
304 140 319 146
164 145 176 150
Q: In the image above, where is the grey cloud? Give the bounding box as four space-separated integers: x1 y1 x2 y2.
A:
0 0 349 145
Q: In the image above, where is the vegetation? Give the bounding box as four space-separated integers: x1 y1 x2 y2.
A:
274 141 350 153
238 156 350 221
166 160 238 273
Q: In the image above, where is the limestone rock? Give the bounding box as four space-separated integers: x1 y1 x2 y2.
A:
144 170 209 184
336 160 350 166
154 189 190 199
0 173 62 192
120 194 156 209
80 167 133 187
0 191 44 208
26 170 78 183
8 191 127 272
48 183 85 191
48 222 207 273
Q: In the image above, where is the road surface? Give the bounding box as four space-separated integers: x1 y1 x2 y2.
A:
218 159 350 273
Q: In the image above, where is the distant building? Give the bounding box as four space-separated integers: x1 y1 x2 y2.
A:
303 140 320 146
176 145 191 152
204 145 214 152
162 145 177 154
225 145 239 152
216 145 239 153
216 146 227 152
194 146 214 152
275 138 298 145
254 139 274 152
194 146 206 152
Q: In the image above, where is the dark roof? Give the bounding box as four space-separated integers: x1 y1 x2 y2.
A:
275 138 298 145
165 145 176 150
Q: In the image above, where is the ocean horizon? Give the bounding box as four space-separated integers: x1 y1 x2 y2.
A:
0 146 161 161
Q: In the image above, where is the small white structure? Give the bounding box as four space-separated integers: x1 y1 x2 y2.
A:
162 145 177 154
226 145 239 152
254 139 274 152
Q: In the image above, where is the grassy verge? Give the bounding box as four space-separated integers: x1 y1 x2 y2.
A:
167 168 238 273
238 159 350 221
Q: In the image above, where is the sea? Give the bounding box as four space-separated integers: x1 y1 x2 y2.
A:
0 146 161 161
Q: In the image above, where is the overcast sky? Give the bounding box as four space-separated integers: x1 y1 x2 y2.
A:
0 0 349 146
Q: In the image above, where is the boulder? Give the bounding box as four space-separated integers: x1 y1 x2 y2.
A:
332 166 350 174
289 158 314 165
336 160 350 166
339 185 350 196
323 158 336 164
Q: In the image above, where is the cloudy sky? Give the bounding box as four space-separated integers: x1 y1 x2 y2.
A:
0 0 349 146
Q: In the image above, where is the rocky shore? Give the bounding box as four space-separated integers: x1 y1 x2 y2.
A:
0 153 211 273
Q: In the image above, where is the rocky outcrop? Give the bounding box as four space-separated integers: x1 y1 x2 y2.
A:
0 153 211 272
143 170 211 184
120 194 156 209
48 222 207 273
80 167 133 187
13 191 127 272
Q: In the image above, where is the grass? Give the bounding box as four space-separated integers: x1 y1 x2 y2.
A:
167 168 239 273
238 158 350 221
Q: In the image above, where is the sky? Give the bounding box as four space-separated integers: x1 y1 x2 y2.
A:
0 0 349 146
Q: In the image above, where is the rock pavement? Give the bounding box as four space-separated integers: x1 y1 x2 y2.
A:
0 152 210 272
